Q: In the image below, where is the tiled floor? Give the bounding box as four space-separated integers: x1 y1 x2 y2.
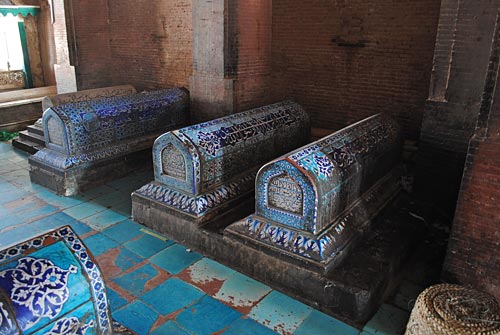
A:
0 141 421 335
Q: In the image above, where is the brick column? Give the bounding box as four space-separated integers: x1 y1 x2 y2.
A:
190 0 236 122
443 7 500 300
190 0 272 122
53 0 77 93
415 0 500 213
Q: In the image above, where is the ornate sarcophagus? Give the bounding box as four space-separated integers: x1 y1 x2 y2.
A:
225 113 403 273
0 226 111 335
41 85 137 111
132 101 310 226
29 88 189 195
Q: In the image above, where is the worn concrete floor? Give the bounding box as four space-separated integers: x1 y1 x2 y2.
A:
0 141 424 335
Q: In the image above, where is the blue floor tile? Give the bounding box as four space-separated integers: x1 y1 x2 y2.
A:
80 185 116 200
141 277 204 315
150 321 191 335
214 271 271 310
32 189 85 210
63 201 107 220
102 219 144 244
107 287 128 312
249 290 313 335
124 233 173 258
222 318 279 335
83 233 120 257
102 247 145 277
361 304 409 335
113 300 157 335
90 190 130 208
150 244 203 274
82 208 128 230
176 295 242 335
114 263 161 297
15 204 58 223
294 310 359 335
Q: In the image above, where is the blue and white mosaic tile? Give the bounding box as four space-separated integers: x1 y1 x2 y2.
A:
0 226 112 335
136 101 310 219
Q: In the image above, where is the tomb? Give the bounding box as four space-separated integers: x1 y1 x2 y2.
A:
0 226 112 335
13 85 137 154
132 100 310 228
41 85 137 110
29 87 189 196
132 112 422 324
225 113 404 273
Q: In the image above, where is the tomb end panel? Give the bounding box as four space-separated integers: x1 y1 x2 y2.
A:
153 131 199 195
255 160 317 233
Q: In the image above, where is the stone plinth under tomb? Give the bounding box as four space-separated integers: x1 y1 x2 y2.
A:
132 100 310 227
29 88 189 196
226 113 404 273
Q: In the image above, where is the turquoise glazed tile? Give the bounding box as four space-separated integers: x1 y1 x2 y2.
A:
113 263 162 297
180 257 236 291
150 321 191 335
83 233 119 256
294 310 359 335
96 246 144 278
113 300 157 335
150 244 203 274
0 189 26 205
80 184 116 200
176 295 242 335
142 277 204 315
14 204 58 223
63 201 107 220
222 318 279 335
124 233 173 258
102 219 144 243
82 208 128 230
249 290 313 334
110 201 132 216
90 190 130 208
68 219 93 236
35 189 86 209
362 304 409 335
107 287 128 311
213 271 272 311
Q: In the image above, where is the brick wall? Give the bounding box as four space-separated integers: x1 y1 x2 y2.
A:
63 0 192 91
271 0 440 139
70 0 113 90
234 0 273 111
108 0 192 91
416 0 500 213
443 10 500 298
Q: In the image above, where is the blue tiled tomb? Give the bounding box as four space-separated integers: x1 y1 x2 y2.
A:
225 113 403 273
132 100 310 226
41 85 137 111
0 226 112 335
29 88 190 196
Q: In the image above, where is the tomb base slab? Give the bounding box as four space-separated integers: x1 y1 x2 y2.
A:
29 146 153 196
132 193 424 325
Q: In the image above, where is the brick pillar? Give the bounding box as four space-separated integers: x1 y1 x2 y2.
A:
443 7 500 300
53 0 77 93
415 0 500 214
190 0 236 122
190 0 272 122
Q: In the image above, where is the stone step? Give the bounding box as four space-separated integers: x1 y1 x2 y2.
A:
19 130 45 146
12 137 43 155
26 124 44 136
